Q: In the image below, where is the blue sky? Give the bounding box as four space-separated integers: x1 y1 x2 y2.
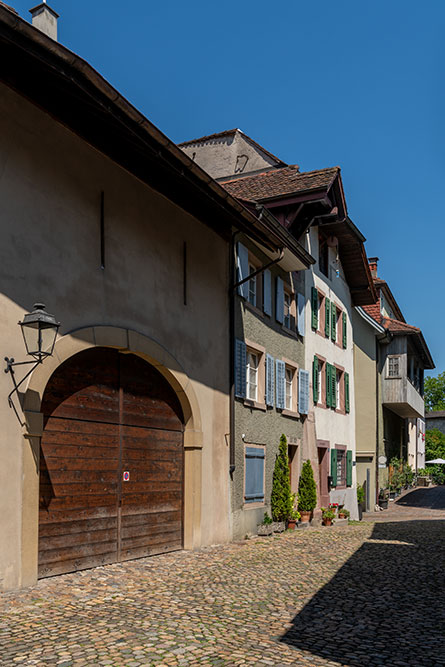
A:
12 1 445 373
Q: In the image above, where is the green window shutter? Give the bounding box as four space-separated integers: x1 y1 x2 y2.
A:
311 287 318 330
346 450 353 487
325 298 330 337
326 363 331 406
331 305 336 342
331 365 337 409
331 449 338 487
345 372 350 413
312 356 319 404
342 312 347 349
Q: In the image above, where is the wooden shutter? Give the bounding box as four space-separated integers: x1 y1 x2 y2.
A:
345 372 350 413
235 339 247 398
325 298 330 337
326 363 331 407
312 356 319 404
245 447 265 502
236 242 249 298
266 354 275 407
297 293 305 336
342 312 347 348
331 305 337 342
331 448 338 487
311 287 318 329
331 365 337 409
276 276 284 323
298 369 310 415
276 359 286 409
263 269 272 316
346 450 353 487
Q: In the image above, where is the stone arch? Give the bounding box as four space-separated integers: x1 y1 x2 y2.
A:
20 326 203 586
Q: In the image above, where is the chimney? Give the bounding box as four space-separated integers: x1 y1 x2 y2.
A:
368 256 379 278
29 2 59 41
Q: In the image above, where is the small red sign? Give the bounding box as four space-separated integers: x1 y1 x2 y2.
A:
123 471 130 482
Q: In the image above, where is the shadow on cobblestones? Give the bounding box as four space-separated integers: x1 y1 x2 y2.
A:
281 520 445 667
395 486 445 510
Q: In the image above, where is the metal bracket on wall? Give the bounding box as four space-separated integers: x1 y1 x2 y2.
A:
4 357 42 427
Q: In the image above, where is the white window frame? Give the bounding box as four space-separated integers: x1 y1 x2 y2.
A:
248 264 257 307
285 367 293 410
388 355 401 378
284 291 291 329
336 368 341 410
317 364 322 405
246 350 259 401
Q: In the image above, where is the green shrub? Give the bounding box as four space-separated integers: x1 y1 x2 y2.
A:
262 512 272 525
298 460 317 512
271 434 293 521
357 483 365 505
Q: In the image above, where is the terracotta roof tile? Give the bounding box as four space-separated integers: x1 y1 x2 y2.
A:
222 166 340 201
382 317 421 334
362 303 382 323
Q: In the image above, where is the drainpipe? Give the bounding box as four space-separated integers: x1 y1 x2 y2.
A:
229 238 285 475
375 337 380 505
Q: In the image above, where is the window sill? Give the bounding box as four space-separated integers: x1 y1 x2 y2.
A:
243 501 265 510
244 399 267 412
244 300 265 318
335 408 346 416
282 409 300 420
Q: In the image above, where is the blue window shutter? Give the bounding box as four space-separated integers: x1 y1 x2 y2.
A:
263 269 272 316
298 369 310 415
276 276 284 323
297 293 305 336
276 359 285 409
266 354 275 407
235 339 246 398
236 242 249 298
245 447 265 502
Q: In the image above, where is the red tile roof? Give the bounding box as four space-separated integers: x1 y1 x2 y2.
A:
362 302 381 323
222 166 340 202
382 317 421 334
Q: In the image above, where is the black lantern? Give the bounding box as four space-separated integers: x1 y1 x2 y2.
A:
5 303 60 424
18 303 60 361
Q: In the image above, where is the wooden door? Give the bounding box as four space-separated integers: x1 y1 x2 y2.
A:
317 445 330 507
38 348 183 578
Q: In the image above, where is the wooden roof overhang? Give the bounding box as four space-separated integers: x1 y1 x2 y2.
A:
0 6 312 265
318 217 376 306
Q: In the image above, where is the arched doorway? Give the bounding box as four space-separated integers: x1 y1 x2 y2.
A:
38 347 184 578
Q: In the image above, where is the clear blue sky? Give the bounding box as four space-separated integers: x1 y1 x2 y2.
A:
12 0 445 374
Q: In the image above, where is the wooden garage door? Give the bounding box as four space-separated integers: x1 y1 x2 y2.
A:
39 347 184 578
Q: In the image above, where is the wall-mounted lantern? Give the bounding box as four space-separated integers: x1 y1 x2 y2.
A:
5 303 60 423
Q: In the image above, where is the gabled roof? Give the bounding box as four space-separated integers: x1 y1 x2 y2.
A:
222 166 340 202
381 318 420 334
179 128 287 168
0 2 17 14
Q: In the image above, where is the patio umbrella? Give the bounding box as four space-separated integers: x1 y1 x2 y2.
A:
425 459 445 464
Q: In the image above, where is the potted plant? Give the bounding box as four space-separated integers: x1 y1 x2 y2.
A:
298 460 317 523
378 488 389 510
271 435 293 532
357 483 365 519
257 512 273 536
287 507 300 530
321 507 335 526
338 507 350 519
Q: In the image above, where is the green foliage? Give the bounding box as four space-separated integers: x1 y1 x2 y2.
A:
425 464 445 485
425 428 445 461
271 434 294 521
321 507 336 520
356 483 365 504
288 508 301 521
389 458 414 490
262 512 272 525
298 460 317 512
339 508 350 518
425 372 445 412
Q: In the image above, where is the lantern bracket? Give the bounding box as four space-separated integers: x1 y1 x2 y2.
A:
4 357 43 426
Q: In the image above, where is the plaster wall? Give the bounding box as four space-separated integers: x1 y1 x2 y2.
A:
302 227 358 519
0 82 231 590
232 241 306 538
180 132 279 180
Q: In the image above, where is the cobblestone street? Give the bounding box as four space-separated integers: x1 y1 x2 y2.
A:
1 489 445 666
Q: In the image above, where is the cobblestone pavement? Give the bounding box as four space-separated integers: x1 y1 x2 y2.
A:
363 484 445 521
1 492 445 667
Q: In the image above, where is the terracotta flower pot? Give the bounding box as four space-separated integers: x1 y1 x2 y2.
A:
287 519 297 530
299 510 311 523
322 518 333 526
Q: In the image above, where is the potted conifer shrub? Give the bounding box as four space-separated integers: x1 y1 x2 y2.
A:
271 434 293 532
298 460 317 523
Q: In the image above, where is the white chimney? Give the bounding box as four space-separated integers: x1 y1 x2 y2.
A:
29 1 59 41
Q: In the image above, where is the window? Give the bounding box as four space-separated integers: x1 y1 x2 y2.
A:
319 234 329 277
285 367 293 410
248 265 257 306
336 369 341 410
284 291 291 329
317 364 322 405
388 356 401 377
336 449 346 486
246 351 259 400
313 355 326 407
331 447 352 489
244 446 265 505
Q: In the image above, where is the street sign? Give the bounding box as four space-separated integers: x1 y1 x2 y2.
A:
123 471 130 482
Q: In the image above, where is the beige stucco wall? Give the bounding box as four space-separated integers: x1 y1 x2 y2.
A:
0 81 232 590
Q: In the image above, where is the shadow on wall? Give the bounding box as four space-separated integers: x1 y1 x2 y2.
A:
281 520 445 666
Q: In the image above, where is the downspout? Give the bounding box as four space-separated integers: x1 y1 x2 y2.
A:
229 239 285 475
375 337 380 505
